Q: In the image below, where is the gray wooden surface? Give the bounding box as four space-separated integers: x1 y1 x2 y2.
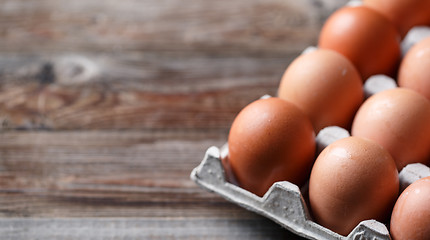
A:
0 0 346 239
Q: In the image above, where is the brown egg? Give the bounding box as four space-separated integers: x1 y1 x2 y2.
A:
318 6 401 80
309 136 399 236
398 37 430 101
363 0 430 38
227 97 315 197
390 176 430 240
352 88 430 170
278 49 363 133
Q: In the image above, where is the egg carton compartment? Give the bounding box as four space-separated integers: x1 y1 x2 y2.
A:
401 26 430 56
190 126 430 240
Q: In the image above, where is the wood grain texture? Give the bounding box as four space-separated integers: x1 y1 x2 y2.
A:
0 131 225 218
0 0 344 53
0 218 301 240
0 0 346 130
0 0 348 239
0 130 304 239
0 53 284 130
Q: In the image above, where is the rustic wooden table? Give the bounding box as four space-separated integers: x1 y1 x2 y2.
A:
0 0 346 239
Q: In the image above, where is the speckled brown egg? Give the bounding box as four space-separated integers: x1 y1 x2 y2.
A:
278 49 363 133
352 88 430 170
227 97 315 197
398 37 430 101
390 176 430 240
309 136 399 236
319 5 401 80
363 0 430 38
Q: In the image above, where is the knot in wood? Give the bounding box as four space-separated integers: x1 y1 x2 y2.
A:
53 55 99 85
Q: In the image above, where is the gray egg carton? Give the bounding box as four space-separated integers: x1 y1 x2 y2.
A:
190 126 430 240
401 26 430 56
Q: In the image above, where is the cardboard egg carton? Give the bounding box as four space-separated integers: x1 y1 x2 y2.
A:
401 26 430 56
190 126 430 240
190 72 430 239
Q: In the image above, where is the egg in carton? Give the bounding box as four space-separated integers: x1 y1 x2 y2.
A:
190 125 430 240
190 25 430 238
189 2 430 236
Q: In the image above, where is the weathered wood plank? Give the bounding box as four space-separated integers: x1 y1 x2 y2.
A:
0 130 234 217
0 0 346 53
0 52 291 88
0 0 347 130
0 79 276 130
0 130 306 239
0 218 305 240
0 52 288 130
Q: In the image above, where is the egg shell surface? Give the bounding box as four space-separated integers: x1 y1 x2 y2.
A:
352 88 430 170
278 49 363 133
363 0 430 38
309 136 399 236
398 36 430 101
390 176 430 240
228 97 315 197
319 5 401 80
